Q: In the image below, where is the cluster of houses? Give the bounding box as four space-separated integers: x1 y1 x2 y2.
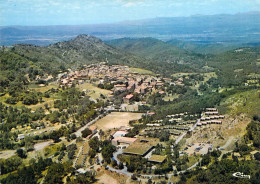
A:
144 125 190 132
198 108 225 126
57 63 171 105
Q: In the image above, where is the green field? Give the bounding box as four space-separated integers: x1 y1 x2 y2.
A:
163 93 179 101
129 67 155 75
77 83 112 99
28 82 59 93
172 72 216 80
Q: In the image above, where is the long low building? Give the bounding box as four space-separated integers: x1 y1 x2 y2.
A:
148 155 167 164
112 137 137 146
205 111 219 115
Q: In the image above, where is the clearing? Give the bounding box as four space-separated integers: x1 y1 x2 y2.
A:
129 67 155 75
94 112 143 130
77 83 112 99
28 82 59 93
97 173 119 184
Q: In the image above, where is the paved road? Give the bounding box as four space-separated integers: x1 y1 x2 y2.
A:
175 119 200 145
105 146 202 179
0 150 16 159
34 140 53 151
74 114 105 137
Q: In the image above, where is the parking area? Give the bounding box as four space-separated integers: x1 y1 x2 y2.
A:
183 142 212 155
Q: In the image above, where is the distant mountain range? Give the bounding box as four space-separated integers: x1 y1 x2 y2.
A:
1 11 260 49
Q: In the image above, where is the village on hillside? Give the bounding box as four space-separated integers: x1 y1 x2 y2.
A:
57 62 178 111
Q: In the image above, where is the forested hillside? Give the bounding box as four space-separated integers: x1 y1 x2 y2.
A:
107 37 207 74
11 35 151 70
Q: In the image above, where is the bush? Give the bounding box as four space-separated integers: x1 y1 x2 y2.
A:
23 94 38 105
16 149 27 158
71 134 77 139
5 97 18 104
81 128 92 138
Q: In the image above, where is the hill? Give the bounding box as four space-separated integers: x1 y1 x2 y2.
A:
207 47 260 87
167 39 260 55
107 37 207 73
6 35 210 77
166 39 240 55
10 34 152 70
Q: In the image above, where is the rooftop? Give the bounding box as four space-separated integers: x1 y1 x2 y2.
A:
148 155 167 163
123 140 155 156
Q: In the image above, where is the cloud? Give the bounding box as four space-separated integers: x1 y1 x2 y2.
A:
123 2 135 7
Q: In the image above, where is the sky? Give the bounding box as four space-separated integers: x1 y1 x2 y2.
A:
0 0 260 26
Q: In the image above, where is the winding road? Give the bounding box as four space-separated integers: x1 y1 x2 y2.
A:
105 146 202 179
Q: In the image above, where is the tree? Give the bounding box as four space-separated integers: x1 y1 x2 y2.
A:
254 152 260 161
71 133 77 139
89 137 99 152
24 136 34 151
131 174 137 180
50 131 61 143
119 162 124 170
112 160 118 168
44 163 64 184
68 150 75 160
16 148 27 158
81 128 92 138
89 149 97 158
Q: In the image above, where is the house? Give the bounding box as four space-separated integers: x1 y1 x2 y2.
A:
159 90 165 95
89 126 98 134
147 112 155 116
205 111 219 115
206 108 217 111
18 134 25 140
113 130 128 138
123 94 134 103
112 137 137 146
148 155 167 164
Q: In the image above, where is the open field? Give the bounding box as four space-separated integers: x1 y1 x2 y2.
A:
163 93 179 101
171 72 195 77
97 173 119 184
172 72 216 80
129 67 155 75
29 82 59 92
94 112 143 130
77 83 112 99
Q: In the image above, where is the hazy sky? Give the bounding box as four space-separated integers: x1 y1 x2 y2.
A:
1 0 260 26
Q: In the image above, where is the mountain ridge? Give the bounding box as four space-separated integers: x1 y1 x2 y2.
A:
1 11 259 46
